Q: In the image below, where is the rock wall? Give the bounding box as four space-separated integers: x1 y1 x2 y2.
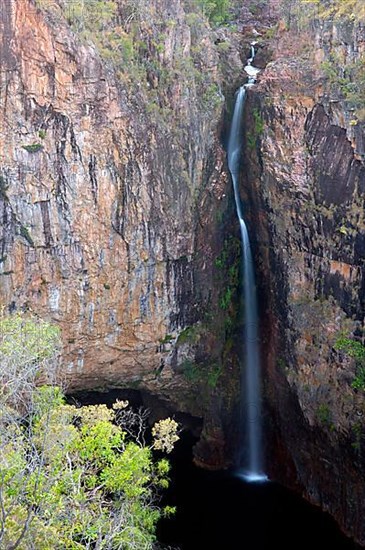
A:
242 12 365 545
0 0 246 418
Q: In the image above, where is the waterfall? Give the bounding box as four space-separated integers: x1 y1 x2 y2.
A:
227 45 267 483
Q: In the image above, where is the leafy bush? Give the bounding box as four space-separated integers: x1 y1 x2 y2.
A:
351 367 365 391
0 310 60 408
302 0 365 21
21 143 43 153
194 0 231 24
207 364 223 388
0 312 177 549
220 286 233 310
316 403 331 425
334 337 365 361
61 0 118 33
1 395 175 548
335 336 365 390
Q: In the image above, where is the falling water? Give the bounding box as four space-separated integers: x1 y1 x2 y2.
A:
227 45 267 483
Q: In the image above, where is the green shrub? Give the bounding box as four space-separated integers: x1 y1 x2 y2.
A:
334 337 365 361
195 0 231 25
316 403 331 425
21 143 43 153
246 108 264 151
253 108 264 135
207 364 222 388
352 421 363 451
0 312 177 549
159 334 174 344
0 310 60 367
201 83 223 112
177 326 200 345
181 359 200 381
302 0 365 21
335 336 365 390
352 367 365 390
19 225 34 246
220 286 233 310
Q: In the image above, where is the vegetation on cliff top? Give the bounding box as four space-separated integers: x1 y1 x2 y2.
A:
191 0 231 24
278 0 365 119
36 0 235 121
0 312 178 549
302 0 365 20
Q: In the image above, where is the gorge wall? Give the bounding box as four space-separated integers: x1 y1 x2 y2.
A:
242 11 365 545
0 0 246 433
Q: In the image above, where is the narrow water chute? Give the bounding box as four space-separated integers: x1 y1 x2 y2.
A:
227 45 267 483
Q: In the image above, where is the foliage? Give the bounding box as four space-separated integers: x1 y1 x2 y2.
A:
0 312 177 549
177 325 200 346
220 286 233 310
159 334 174 345
207 364 223 388
247 108 264 151
189 0 231 25
334 337 365 361
0 311 59 364
60 0 143 72
277 357 288 372
215 251 228 269
21 143 43 153
1 396 174 548
152 419 180 454
60 0 118 32
253 108 264 134
19 225 34 246
218 258 239 311
301 0 365 21
291 1 365 117
36 0 225 124
180 359 222 389
316 403 332 425
181 359 201 382
201 83 223 111
262 23 279 40
352 421 363 452
321 53 365 115
351 367 365 391
0 310 60 409
334 336 365 390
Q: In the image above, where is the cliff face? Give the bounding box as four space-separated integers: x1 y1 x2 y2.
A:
243 15 365 545
0 0 242 415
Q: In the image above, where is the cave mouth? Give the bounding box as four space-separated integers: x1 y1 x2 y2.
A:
66 388 360 550
66 387 203 438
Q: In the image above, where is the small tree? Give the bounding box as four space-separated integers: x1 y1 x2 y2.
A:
335 336 365 391
0 312 178 549
0 311 61 549
0 309 60 410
